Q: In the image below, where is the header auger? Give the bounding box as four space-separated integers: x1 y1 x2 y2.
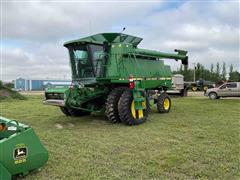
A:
44 33 188 125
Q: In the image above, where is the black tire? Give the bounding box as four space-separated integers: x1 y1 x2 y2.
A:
118 89 150 125
192 86 197 91
105 88 125 123
183 89 188 97
209 92 218 100
61 107 90 116
60 107 71 116
180 89 184 97
157 93 171 113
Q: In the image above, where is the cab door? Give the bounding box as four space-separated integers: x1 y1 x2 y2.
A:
217 84 227 96
227 83 239 97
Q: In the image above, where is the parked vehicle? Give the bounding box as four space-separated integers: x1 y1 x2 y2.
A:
205 82 240 99
167 74 189 97
186 79 214 91
43 33 188 125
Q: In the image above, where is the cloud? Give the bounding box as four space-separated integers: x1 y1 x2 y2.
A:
2 1 158 41
2 1 239 81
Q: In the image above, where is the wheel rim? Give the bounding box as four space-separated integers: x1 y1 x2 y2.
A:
164 98 170 110
210 94 215 99
192 87 197 91
131 100 144 119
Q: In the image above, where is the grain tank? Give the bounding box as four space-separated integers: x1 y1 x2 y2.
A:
44 33 188 125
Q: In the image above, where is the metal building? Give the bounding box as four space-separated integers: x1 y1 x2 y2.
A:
15 78 71 91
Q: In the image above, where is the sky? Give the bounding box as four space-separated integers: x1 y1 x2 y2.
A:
1 0 239 81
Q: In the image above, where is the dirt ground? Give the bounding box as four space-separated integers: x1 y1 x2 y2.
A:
187 91 205 97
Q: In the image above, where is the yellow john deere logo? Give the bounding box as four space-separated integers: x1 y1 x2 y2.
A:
13 144 28 164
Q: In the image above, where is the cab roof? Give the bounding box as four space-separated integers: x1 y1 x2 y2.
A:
63 33 143 47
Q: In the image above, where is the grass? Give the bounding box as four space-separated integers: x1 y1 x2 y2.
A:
1 95 240 179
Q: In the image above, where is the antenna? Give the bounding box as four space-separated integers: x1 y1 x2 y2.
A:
120 27 126 33
119 27 126 42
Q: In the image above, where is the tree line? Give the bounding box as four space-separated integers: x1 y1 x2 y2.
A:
173 62 240 83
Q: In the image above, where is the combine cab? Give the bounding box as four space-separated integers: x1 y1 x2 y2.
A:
0 116 48 179
44 33 188 125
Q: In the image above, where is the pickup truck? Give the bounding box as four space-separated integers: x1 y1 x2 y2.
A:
205 82 240 99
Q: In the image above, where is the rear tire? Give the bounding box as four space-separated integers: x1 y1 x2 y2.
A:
203 86 208 91
118 89 150 125
105 88 125 123
157 93 171 113
192 86 197 91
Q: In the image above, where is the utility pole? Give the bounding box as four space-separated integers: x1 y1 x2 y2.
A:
193 62 196 82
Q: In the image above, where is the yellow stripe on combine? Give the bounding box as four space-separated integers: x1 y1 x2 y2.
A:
119 77 172 81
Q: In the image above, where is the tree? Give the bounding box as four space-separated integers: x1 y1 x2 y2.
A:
222 62 226 80
210 64 214 74
229 64 233 74
0 80 3 89
216 62 221 81
5 82 14 89
229 71 240 82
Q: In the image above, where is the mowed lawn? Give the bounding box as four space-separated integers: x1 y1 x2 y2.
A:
1 95 239 179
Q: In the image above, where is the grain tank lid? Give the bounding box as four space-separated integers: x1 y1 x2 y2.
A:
63 33 143 46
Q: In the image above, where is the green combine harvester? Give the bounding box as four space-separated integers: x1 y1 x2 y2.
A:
0 116 48 179
44 33 188 125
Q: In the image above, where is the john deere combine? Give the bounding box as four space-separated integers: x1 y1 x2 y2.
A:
0 116 48 179
44 33 188 125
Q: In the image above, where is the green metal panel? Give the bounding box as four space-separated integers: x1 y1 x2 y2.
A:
0 163 11 180
103 43 173 89
0 116 48 178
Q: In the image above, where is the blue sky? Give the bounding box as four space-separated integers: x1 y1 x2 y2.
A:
2 0 239 81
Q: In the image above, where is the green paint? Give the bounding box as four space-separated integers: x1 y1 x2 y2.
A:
0 116 48 179
45 33 188 112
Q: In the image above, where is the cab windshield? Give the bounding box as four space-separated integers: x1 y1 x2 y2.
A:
68 44 103 79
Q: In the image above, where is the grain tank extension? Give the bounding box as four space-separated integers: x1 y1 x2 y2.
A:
44 33 188 125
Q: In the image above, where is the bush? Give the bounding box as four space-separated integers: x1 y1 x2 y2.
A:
0 80 3 89
0 81 27 100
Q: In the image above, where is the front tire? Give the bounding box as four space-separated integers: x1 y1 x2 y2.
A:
209 92 218 100
118 89 150 125
157 93 171 113
60 107 90 116
60 107 71 116
105 88 125 123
